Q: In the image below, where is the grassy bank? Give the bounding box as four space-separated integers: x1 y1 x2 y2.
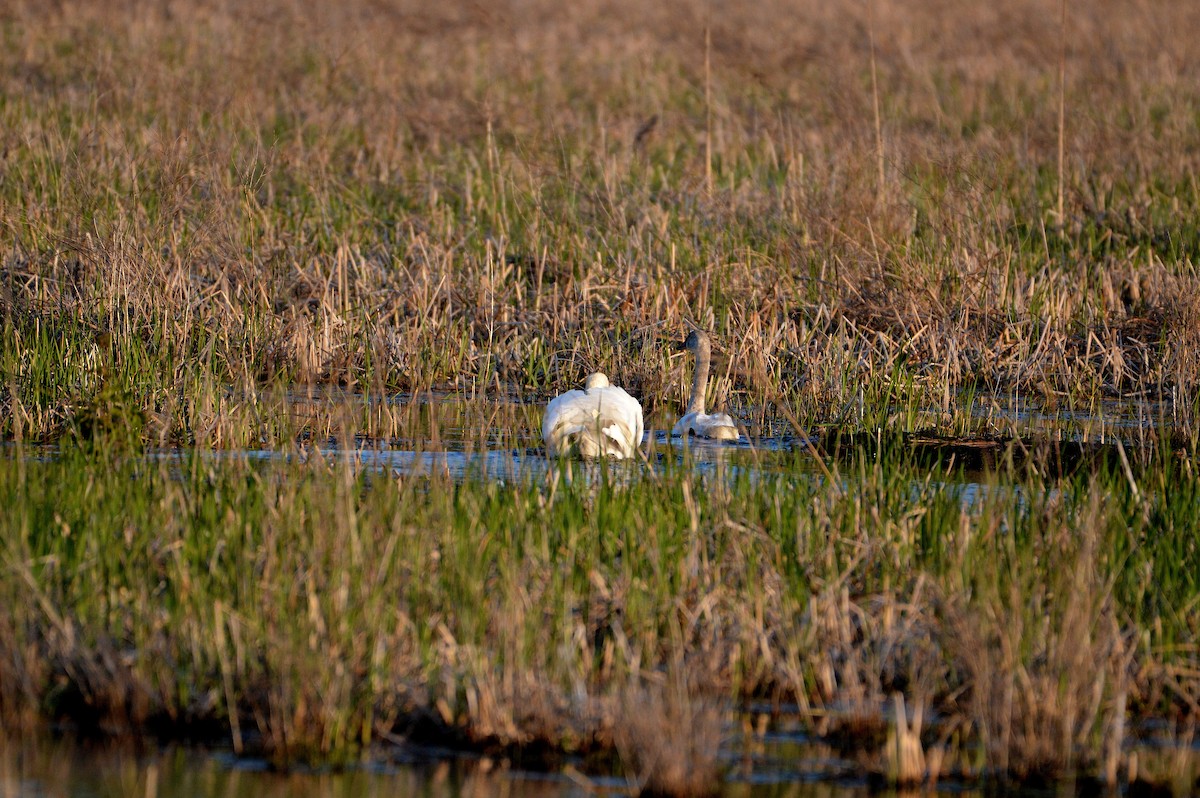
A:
0 434 1197 791
2 0 1200 444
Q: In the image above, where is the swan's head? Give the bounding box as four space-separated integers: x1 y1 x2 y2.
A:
675 329 710 355
584 372 611 390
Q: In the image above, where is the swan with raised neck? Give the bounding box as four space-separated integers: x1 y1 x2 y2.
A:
673 330 739 440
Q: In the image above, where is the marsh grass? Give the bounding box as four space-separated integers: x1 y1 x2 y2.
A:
2 0 1200 445
0 431 1196 791
1 0 1200 793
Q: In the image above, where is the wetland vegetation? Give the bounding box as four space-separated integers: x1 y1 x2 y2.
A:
1 0 1199 794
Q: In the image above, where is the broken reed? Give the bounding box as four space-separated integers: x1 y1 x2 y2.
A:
3 0 1200 445
0 432 1196 789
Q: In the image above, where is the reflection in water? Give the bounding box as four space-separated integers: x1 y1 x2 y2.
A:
1 735 573 798
1 730 1005 798
356 430 772 482
148 427 809 487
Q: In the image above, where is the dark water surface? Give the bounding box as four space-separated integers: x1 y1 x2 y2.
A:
3 730 997 798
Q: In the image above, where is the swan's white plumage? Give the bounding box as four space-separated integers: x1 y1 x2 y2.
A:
673 330 740 441
672 410 740 440
543 372 644 459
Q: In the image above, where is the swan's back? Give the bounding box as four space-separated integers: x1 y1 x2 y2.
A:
543 372 644 459
672 411 739 440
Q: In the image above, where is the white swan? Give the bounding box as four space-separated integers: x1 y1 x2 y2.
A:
542 372 644 459
673 330 739 440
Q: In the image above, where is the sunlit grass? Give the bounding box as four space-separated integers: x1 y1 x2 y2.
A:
0 431 1196 788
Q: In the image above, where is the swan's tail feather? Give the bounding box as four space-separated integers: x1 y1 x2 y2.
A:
543 384 643 460
548 422 604 459
548 419 636 459
601 421 636 458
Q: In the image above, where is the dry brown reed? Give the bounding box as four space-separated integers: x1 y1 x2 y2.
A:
1 0 1199 443
611 678 724 797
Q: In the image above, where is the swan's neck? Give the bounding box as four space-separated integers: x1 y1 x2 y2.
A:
687 340 711 415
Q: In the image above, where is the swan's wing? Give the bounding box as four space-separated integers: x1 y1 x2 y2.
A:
631 393 645 451
599 418 637 458
594 386 644 456
707 412 738 428
543 389 587 442
543 389 604 456
698 412 739 439
672 412 699 437
672 411 738 439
